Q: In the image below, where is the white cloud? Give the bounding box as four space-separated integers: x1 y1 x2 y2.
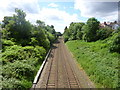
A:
74 0 118 22
38 8 79 33
25 8 79 33
0 0 79 33
0 0 40 21
48 3 59 8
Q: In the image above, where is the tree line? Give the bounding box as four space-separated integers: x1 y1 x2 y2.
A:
1 8 62 50
1 8 61 89
63 17 120 53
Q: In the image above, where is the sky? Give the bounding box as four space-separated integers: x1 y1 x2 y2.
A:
0 0 119 33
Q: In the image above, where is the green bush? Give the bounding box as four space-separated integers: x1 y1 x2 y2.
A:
2 61 35 81
2 45 46 89
1 8 56 89
2 77 23 89
97 27 113 40
2 45 46 64
2 39 15 51
64 35 69 42
47 32 55 44
29 37 39 46
2 77 32 89
110 32 120 53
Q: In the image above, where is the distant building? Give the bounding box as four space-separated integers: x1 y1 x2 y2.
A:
100 21 120 30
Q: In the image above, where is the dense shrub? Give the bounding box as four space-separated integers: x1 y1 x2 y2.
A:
2 61 35 80
63 23 85 42
1 8 56 89
110 32 120 53
47 32 56 44
64 36 69 42
97 27 113 40
2 45 46 64
2 77 23 89
2 45 46 89
2 39 15 51
2 77 32 89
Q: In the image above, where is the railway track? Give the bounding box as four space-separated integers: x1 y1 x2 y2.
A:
33 38 95 89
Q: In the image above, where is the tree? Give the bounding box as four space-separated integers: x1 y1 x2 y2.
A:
2 8 32 46
97 27 113 40
31 25 50 50
82 17 100 42
56 32 62 37
75 23 85 40
36 20 45 28
63 26 70 42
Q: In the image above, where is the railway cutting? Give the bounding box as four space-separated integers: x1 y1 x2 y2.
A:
32 37 95 89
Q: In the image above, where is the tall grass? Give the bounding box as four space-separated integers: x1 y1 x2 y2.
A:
66 36 119 88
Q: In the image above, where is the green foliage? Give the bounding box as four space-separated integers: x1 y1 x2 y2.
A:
2 77 23 89
2 39 15 50
2 45 46 89
66 39 119 88
1 8 56 89
56 32 62 37
82 17 100 42
63 22 85 42
2 45 46 64
31 26 50 50
63 18 100 42
97 27 113 40
110 32 120 53
2 61 35 80
63 26 69 42
2 77 32 89
46 32 56 44
63 17 117 42
2 9 56 48
2 9 32 45
117 27 120 32
64 35 69 42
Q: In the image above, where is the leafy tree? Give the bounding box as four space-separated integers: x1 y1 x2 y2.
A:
63 26 70 42
63 22 85 41
31 26 50 50
36 20 45 28
82 17 100 42
2 16 13 28
2 8 32 46
1 8 57 89
97 27 113 40
75 23 85 40
56 32 62 37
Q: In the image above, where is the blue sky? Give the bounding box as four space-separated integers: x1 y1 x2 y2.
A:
0 0 119 33
39 2 88 21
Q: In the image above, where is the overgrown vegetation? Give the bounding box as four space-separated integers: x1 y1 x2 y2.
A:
64 17 120 88
1 8 61 89
66 36 119 88
63 17 120 53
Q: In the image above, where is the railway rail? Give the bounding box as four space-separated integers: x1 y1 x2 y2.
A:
32 38 95 89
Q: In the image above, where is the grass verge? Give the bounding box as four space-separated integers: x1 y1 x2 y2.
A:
66 39 119 88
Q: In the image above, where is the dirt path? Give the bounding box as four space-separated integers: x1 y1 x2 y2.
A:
34 38 95 89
